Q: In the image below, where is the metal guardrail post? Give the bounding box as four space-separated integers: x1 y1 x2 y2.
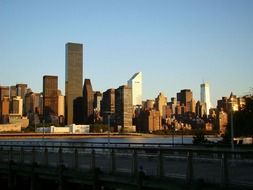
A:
32 147 36 164
20 147 24 164
9 146 13 161
110 149 115 174
221 153 228 188
58 147 63 165
186 151 193 185
158 150 164 178
0 147 2 162
44 147 48 166
8 160 15 190
74 148 79 169
132 150 138 177
91 149 96 170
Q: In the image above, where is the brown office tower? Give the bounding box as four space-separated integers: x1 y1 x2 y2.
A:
101 89 115 126
178 89 193 113
43 75 58 122
0 97 10 123
115 85 133 132
16 84 27 99
10 86 17 98
0 86 9 101
65 42 83 124
83 79 94 124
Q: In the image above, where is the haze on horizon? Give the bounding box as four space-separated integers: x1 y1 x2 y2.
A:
1 0 253 106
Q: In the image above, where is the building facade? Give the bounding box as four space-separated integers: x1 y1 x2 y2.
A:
115 85 133 132
155 92 167 118
43 75 58 121
83 79 94 124
101 89 115 125
127 72 142 106
200 83 212 115
65 42 83 124
10 96 23 116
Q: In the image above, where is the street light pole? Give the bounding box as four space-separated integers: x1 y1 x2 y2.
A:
230 107 234 152
108 114 110 147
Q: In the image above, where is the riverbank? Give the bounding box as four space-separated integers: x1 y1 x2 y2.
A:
0 132 196 139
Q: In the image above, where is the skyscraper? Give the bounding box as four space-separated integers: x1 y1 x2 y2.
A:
43 75 58 121
178 89 194 113
83 79 94 124
101 89 116 125
16 84 27 100
200 83 212 115
10 96 23 116
155 92 167 118
65 42 83 124
127 72 142 106
115 85 133 132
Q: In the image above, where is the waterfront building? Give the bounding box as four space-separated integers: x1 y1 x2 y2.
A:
73 97 84 124
0 97 10 123
101 89 116 125
65 42 83 124
43 75 58 121
10 86 17 98
200 83 212 115
177 89 194 113
94 91 102 122
115 85 133 132
16 84 27 100
137 109 161 133
218 110 228 135
0 86 9 101
155 92 167 118
58 92 65 117
127 72 142 106
83 79 94 124
10 96 23 116
24 92 40 115
143 99 155 110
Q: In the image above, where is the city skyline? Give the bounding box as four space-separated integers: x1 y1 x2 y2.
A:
1 0 253 105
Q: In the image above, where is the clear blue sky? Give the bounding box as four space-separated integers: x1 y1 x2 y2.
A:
1 0 253 106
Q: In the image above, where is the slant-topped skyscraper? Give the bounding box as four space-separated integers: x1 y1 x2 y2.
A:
127 72 142 106
65 42 83 124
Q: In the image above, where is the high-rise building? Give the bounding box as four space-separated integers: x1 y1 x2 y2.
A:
16 84 27 100
58 92 65 117
83 79 94 124
24 92 41 115
0 86 9 101
155 92 167 118
127 72 142 106
178 89 193 113
10 96 23 116
94 91 102 122
101 89 115 125
43 75 58 121
65 42 83 124
115 85 133 132
0 96 10 123
143 99 155 110
10 86 17 98
200 83 212 115
137 110 161 133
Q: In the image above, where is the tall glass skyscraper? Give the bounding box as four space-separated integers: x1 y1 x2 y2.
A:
65 42 83 124
200 83 212 115
127 72 142 106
